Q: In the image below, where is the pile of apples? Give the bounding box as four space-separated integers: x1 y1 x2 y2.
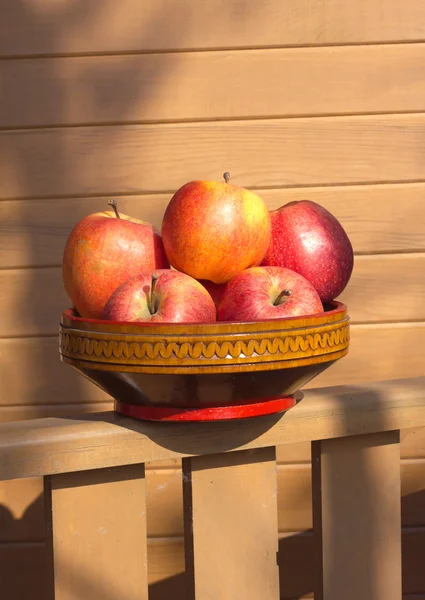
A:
62 173 354 324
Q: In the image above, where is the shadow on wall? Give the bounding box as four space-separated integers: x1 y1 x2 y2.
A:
0 487 423 599
0 3 414 600
1 0 199 416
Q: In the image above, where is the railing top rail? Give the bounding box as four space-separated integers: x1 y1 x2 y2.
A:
0 376 424 481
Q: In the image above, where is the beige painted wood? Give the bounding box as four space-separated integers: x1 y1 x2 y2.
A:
3 44 425 128
2 323 425 408
401 428 425 458
45 464 148 600
0 402 113 423
2 0 425 57
0 477 45 542
276 441 311 464
149 463 312 537
339 253 425 324
1 253 424 337
1 114 425 200
0 376 423 480
0 336 110 407
2 182 425 269
312 431 402 600
4 455 425 545
183 447 279 600
3 532 425 600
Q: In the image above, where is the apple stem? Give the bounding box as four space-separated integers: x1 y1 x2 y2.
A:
223 172 230 184
108 199 121 219
273 289 291 306
148 274 159 315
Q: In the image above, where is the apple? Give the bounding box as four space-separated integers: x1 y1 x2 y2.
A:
102 269 216 323
161 173 271 284
197 279 226 311
261 200 353 303
217 266 323 322
62 200 170 319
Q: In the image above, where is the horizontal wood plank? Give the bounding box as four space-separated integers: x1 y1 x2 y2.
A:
1 324 425 408
2 405 423 462
1 253 423 337
0 337 109 407
1 114 425 200
0 402 113 423
339 254 425 324
3 44 425 128
1 182 424 269
1 0 425 57
1 376 425 480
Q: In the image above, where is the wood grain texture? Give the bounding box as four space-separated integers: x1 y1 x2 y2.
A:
0 253 422 338
339 254 425 324
1 114 425 200
2 323 425 408
312 431 402 600
3 44 425 128
0 337 110 407
0 402 113 423
183 448 280 600
0 376 424 481
2 182 424 269
46 465 148 600
2 409 423 461
1 0 425 57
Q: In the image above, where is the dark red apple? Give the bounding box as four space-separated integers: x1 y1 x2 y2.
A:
217 266 323 322
197 280 226 311
102 269 216 323
62 200 169 319
261 200 353 302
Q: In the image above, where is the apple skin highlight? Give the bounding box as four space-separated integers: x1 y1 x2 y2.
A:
217 266 323 322
63 206 169 319
102 269 217 324
261 200 353 303
161 178 271 285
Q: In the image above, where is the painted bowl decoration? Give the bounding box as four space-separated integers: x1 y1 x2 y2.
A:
59 301 349 422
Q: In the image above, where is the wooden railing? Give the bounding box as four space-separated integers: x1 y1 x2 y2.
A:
1 376 425 600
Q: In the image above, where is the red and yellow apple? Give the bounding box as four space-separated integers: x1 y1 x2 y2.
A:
102 269 216 323
62 201 169 319
261 200 353 303
161 174 271 284
217 266 323 322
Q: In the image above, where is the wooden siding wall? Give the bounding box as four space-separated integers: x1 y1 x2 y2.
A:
0 1 425 598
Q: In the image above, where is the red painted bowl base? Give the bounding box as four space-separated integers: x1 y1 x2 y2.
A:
114 396 297 422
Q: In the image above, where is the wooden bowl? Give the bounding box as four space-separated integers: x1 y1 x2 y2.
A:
59 302 349 421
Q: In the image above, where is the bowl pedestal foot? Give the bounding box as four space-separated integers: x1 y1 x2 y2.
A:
114 396 296 422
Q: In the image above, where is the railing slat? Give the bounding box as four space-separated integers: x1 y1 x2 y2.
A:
312 431 402 600
1 376 424 481
44 464 148 600
183 447 280 600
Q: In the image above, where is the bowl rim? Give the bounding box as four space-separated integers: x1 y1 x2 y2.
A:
60 300 348 335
